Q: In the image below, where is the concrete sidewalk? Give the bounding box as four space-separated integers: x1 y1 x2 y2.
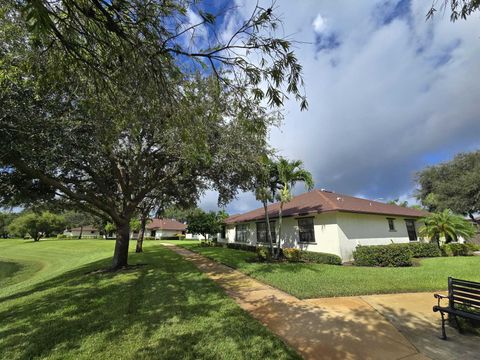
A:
162 243 429 360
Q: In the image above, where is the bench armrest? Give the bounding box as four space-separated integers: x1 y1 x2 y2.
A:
434 293 450 307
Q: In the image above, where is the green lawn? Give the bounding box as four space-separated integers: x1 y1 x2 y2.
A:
168 241 480 299
0 239 299 360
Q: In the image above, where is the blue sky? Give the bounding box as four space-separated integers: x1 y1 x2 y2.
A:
194 0 480 214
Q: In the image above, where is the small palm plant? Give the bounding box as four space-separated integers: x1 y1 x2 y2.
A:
275 158 314 256
419 209 476 247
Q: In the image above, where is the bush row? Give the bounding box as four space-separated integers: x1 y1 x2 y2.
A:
400 242 441 258
441 243 472 256
353 244 413 267
255 246 342 265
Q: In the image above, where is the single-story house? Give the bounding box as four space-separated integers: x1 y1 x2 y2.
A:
143 218 187 239
64 225 101 238
221 189 428 261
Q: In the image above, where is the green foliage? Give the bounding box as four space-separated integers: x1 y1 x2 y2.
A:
416 151 480 217
353 244 413 267
282 248 301 262
129 218 141 232
299 251 342 265
419 209 477 244
441 243 472 257
104 222 116 234
0 212 17 238
465 243 480 252
7 211 65 241
256 246 271 261
400 242 441 258
427 1 480 21
187 210 227 238
0 0 305 268
226 243 257 252
56 234 67 239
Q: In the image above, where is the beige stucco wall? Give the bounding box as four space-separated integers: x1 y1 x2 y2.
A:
336 212 422 261
223 212 423 261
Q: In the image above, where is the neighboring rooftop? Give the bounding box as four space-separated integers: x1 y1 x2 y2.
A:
70 225 99 232
225 189 428 224
146 218 187 231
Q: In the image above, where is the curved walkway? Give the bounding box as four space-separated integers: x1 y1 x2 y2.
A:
163 243 478 359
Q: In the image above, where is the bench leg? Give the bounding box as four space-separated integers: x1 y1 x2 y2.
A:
453 315 463 334
440 312 447 340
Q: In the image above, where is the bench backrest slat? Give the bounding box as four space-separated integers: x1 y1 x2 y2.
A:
448 277 480 311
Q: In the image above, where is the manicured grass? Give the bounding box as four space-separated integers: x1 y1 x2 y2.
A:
0 239 299 360
169 241 480 299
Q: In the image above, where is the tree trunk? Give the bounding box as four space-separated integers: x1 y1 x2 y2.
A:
263 201 273 257
136 216 147 253
277 204 283 258
112 220 130 269
78 225 83 239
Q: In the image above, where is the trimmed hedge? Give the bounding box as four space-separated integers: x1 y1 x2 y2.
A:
353 244 413 267
441 243 472 257
299 250 342 265
256 247 271 261
400 242 441 258
226 243 257 252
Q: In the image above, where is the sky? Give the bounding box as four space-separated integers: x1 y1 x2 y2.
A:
196 0 480 215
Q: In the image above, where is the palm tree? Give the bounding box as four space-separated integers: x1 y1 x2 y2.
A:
275 158 314 257
254 156 278 257
419 209 476 247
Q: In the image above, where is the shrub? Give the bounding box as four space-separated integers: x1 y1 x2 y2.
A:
401 242 441 258
256 247 271 261
300 250 342 265
283 248 301 262
353 244 413 267
226 243 257 252
441 243 472 256
144 236 155 240
465 243 480 252
56 234 67 239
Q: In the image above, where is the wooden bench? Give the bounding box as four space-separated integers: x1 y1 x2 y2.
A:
433 277 480 339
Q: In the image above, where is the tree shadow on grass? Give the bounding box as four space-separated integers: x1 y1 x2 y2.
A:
0 246 299 360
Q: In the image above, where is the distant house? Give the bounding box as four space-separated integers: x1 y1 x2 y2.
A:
142 218 187 239
64 225 101 238
222 189 428 261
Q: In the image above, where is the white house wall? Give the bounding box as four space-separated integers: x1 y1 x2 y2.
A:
223 211 424 261
336 212 423 261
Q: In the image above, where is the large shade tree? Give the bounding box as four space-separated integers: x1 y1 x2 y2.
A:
0 1 307 269
416 151 480 222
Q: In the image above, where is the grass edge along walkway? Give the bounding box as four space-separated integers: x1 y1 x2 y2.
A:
164 240 480 299
160 242 426 360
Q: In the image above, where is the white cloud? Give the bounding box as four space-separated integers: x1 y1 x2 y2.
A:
199 0 480 215
312 13 327 33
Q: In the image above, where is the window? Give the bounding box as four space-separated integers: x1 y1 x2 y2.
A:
235 224 249 243
405 219 417 241
298 217 315 243
387 218 396 231
220 226 226 239
256 221 276 243
150 230 156 237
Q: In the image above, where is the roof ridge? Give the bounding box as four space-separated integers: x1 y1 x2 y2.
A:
315 189 338 209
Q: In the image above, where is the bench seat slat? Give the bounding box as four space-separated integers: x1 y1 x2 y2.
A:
451 279 480 290
452 285 480 295
452 290 480 302
434 306 480 321
452 296 480 308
